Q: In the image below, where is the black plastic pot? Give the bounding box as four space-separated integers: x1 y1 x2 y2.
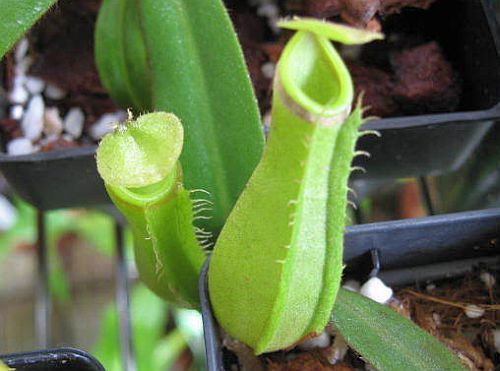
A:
0 146 108 210
0 0 499 210
353 0 500 179
0 348 104 371
199 208 500 371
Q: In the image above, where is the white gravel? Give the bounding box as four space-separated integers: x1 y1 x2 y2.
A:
325 334 348 364
257 3 279 18
43 107 63 135
38 133 59 147
298 331 330 350
14 38 29 62
261 62 275 79
63 107 85 138
45 83 66 100
480 272 495 289
15 55 33 76
342 279 361 292
493 329 500 354
25 76 45 95
464 304 485 319
9 76 28 104
360 277 393 304
89 111 127 140
21 95 44 140
7 137 35 155
10 105 24 120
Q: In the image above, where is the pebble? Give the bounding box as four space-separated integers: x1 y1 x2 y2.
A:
10 105 24 120
89 111 127 140
479 272 495 289
342 279 360 292
9 77 28 104
43 107 63 135
432 313 442 326
63 133 75 142
298 331 330 350
464 304 485 319
45 83 66 100
7 137 35 155
261 62 275 79
15 56 33 76
360 277 393 304
0 195 17 231
493 329 500 354
63 107 85 138
25 76 45 95
21 95 44 140
14 38 29 62
325 334 348 365
257 3 280 18
39 134 59 147
341 45 363 61
249 0 277 7
262 111 272 136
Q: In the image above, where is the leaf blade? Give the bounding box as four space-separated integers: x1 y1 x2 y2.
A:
127 0 265 233
0 0 57 58
331 288 467 371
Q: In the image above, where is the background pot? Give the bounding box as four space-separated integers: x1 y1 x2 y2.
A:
0 348 105 371
0 146 108 210
354 0 500 179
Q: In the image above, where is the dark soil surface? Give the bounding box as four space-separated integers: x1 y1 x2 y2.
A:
225 269 499 370
229 0 461 117
28 0 118 142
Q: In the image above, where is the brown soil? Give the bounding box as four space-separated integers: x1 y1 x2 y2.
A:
40 137 80 152
29 0 118 124
0 118 22 143
232 270 499 370
396 273 499 370
347 61 398 117
30 3 103 95
392 41 461 115
268 353 353 371
232 0 461 119
304 0 437 27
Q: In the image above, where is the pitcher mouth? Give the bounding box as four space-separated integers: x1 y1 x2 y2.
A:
275 31 353 126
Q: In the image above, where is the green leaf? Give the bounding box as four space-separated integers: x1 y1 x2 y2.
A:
0 0 57 58
95 0 265 234
331 289 467 371
94 0 152 109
